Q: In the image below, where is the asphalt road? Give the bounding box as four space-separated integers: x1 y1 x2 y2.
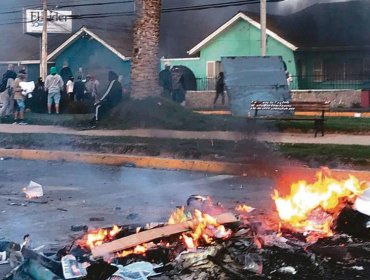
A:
0 159 275 248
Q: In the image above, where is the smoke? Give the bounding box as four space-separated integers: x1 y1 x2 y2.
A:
272 0 355 15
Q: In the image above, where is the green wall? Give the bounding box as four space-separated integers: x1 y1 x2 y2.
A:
161 18 297 77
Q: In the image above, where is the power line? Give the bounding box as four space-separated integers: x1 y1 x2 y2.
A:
0 0 283 27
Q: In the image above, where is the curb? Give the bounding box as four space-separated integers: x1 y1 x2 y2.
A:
0 148 369 181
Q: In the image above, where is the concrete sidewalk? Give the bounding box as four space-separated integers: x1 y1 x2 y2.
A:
0 124 369 146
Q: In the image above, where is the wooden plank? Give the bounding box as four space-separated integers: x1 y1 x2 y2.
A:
91 212 238 258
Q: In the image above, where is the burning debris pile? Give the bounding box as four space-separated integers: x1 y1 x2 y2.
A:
2 169 370 280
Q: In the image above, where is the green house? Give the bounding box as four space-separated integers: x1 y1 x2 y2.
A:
161 1 370 90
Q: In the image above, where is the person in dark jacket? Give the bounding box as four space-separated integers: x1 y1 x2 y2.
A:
90 71 122 126
214 72 225 106
159 62 172 99
171 67 186 105
60 61 73 92
73 76 85 101
31 77 47 113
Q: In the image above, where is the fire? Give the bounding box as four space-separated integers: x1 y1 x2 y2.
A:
273 169 367 236
116 243 155 258
109 225 122 237
168 207 189 225
235 204 255 213
86 225 122 248
181 209 232 249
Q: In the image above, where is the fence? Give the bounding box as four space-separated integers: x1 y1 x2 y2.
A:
194 75 370 91
290 74 370 90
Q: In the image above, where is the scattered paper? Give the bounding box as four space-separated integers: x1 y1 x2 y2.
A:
278 266 297 275
23 181 43 198
354 186 370 216
62 255 88 279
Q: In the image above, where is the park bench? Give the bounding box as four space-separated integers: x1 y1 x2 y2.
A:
249 101 331 137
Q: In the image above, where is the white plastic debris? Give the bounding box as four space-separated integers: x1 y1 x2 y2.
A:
23 181 43 198
61 255 88 279
354 186 370 216
351 266 364 270
0 251 8 265
19 81 35 96
109 262 161 280
278 266 297 275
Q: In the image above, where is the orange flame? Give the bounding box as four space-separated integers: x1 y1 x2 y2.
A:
86 225 122 248
116 243 155 258
168 207 188 225
180 209 232 249
235 204 255 213
273 169 367 237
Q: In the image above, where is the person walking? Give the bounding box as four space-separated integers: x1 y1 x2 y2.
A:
12 69 27 124
66 76 74 101
90 71 122 126
73 76 85 101
214 72 225 106
171 67 186 105
159 62 172 99
0 64 17 121
45 67 64 114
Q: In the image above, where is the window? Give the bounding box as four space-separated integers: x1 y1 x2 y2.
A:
313 59 323 82
206 61 216 78
206 61 222 78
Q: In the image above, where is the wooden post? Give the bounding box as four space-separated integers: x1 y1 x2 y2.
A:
40 0 48 80
260 0 267 56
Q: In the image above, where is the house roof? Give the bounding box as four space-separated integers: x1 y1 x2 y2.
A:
48 26 132 61
188 12 297 55
0 26 132 64
188 1 370 54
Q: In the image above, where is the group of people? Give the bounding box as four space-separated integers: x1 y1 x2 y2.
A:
159 62 187 105
0 65 28 124
159 63 226 107
0 63 124 125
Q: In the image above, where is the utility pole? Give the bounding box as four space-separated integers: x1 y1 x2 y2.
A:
40 0 48 79
260 0 267 56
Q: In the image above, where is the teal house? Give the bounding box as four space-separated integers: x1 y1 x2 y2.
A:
161 1 370 90
162 12 297 86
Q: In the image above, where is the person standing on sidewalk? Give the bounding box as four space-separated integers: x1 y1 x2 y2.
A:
12 69 27 124
66 76 74 102
214 72 225 107
0 64 17 121
45 67 64 114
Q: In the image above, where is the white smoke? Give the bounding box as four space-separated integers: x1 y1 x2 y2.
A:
272 0 355 15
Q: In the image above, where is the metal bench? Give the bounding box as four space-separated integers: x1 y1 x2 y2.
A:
249 101 331 137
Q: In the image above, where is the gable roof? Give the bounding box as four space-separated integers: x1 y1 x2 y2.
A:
48 26 131 61
188 12 298 55
188 1 370 55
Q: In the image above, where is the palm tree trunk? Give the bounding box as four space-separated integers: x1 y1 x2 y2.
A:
130 0 162 100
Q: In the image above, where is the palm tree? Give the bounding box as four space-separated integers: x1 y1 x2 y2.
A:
130 0 162 100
